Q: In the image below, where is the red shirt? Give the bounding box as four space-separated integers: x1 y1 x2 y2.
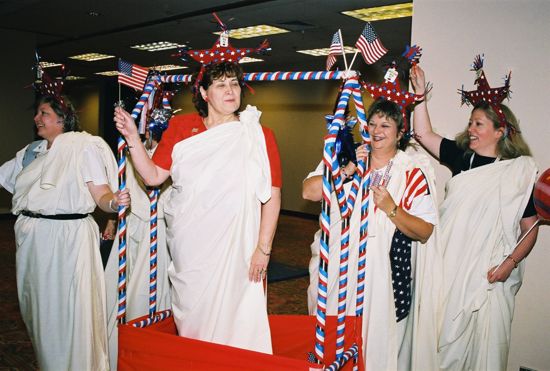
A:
152 113 282 187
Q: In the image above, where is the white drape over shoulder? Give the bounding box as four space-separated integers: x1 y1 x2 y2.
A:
165 105 272 354
438 156 537 371
13 132 117 371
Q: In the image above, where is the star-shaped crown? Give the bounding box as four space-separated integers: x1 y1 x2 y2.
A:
361 45 425 134
459 55 511 129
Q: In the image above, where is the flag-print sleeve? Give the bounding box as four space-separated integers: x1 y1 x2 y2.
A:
399 167 437 225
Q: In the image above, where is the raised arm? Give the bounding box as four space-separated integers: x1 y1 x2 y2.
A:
410 65 443 159
114 107 170 186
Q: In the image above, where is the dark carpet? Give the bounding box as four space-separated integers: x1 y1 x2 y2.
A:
0 212 319 369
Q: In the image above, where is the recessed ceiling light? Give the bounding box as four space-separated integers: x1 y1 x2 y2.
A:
239 57 263 64
62 76 86 80
131 41 185 52
215 25 290 39
150 64 188 71
342 3 413 22
39 61 63 68
69 53 115 62
296 46 357 57
87 10 101 17
95 71 119 76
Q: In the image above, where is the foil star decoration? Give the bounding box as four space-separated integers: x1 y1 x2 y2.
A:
186 35 269 66
459 55 511 107
361 63 425 133
459 55 511 128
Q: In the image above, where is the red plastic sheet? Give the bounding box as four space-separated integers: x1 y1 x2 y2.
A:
119 314 363 370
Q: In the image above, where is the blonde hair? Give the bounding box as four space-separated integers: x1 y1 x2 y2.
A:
455 101 531 159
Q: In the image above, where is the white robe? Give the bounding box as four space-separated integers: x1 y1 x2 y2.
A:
104 145 172 370
307 150 442 371
165 105 273 353
438 156 537 371
12 132 117 371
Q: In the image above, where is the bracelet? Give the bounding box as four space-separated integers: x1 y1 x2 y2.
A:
506 255 519 268
257 246 271 256
388 205 398 218
109 199 118 212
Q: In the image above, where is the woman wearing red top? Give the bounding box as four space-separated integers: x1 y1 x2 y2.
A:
114 62 281 354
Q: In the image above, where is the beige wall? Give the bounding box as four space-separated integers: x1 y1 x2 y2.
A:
68 83 101 135
412 1 550 370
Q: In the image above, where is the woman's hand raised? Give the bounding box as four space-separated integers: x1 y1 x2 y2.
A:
114 106 139 140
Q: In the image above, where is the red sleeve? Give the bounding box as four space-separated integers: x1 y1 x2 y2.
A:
261 126 282 188
152 113 205 170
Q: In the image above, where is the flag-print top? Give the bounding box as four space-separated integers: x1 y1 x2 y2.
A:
391 166 431 322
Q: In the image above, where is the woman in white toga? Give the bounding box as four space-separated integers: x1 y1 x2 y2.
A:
0 94 129 370
113 61 282 354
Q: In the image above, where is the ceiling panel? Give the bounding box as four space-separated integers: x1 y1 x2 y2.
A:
0 0 412 78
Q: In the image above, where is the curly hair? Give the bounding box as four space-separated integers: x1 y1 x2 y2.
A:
35 95 81 133
455 101 531 159
367 99 411 150
192 62 245 117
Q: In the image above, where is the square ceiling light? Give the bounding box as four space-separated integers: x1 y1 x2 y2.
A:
215 25 289 39
69 53 115 61
131 41 185 52
62 76 85 80
239 57 263 64
342 3 413 22
150 64 188 71
296 46 357 57
95 71 119 76
39 61 63 68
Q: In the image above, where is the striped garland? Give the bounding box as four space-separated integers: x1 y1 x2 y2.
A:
131 309 172 328
324 344 360 371
116 135 128 324
148 188 160 316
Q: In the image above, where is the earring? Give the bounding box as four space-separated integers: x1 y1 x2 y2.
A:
204 96 209 102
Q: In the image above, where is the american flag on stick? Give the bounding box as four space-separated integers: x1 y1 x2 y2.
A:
118 59 149 91
326 31 343 71
355 22 387 65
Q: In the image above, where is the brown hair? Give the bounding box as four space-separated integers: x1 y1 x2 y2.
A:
367 99 411 150
192 62 245 117
35 95 80 132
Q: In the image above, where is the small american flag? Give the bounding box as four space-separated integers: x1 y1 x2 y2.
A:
326 31 343 71
118 59 149 91
355 23 388 65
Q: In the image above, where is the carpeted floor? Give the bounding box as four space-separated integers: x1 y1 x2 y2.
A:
0 212 319 369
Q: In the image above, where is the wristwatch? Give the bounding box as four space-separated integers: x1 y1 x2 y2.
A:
388 205 398 218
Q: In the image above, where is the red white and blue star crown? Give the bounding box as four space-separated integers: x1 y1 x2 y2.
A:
361 45 425 134
174 13 270 91
32 52 69 112
459 54 511 130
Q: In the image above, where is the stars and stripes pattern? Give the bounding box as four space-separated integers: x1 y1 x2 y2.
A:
326 31 343 71
355 22 388 65
118 59 149 91
401 168 429 210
